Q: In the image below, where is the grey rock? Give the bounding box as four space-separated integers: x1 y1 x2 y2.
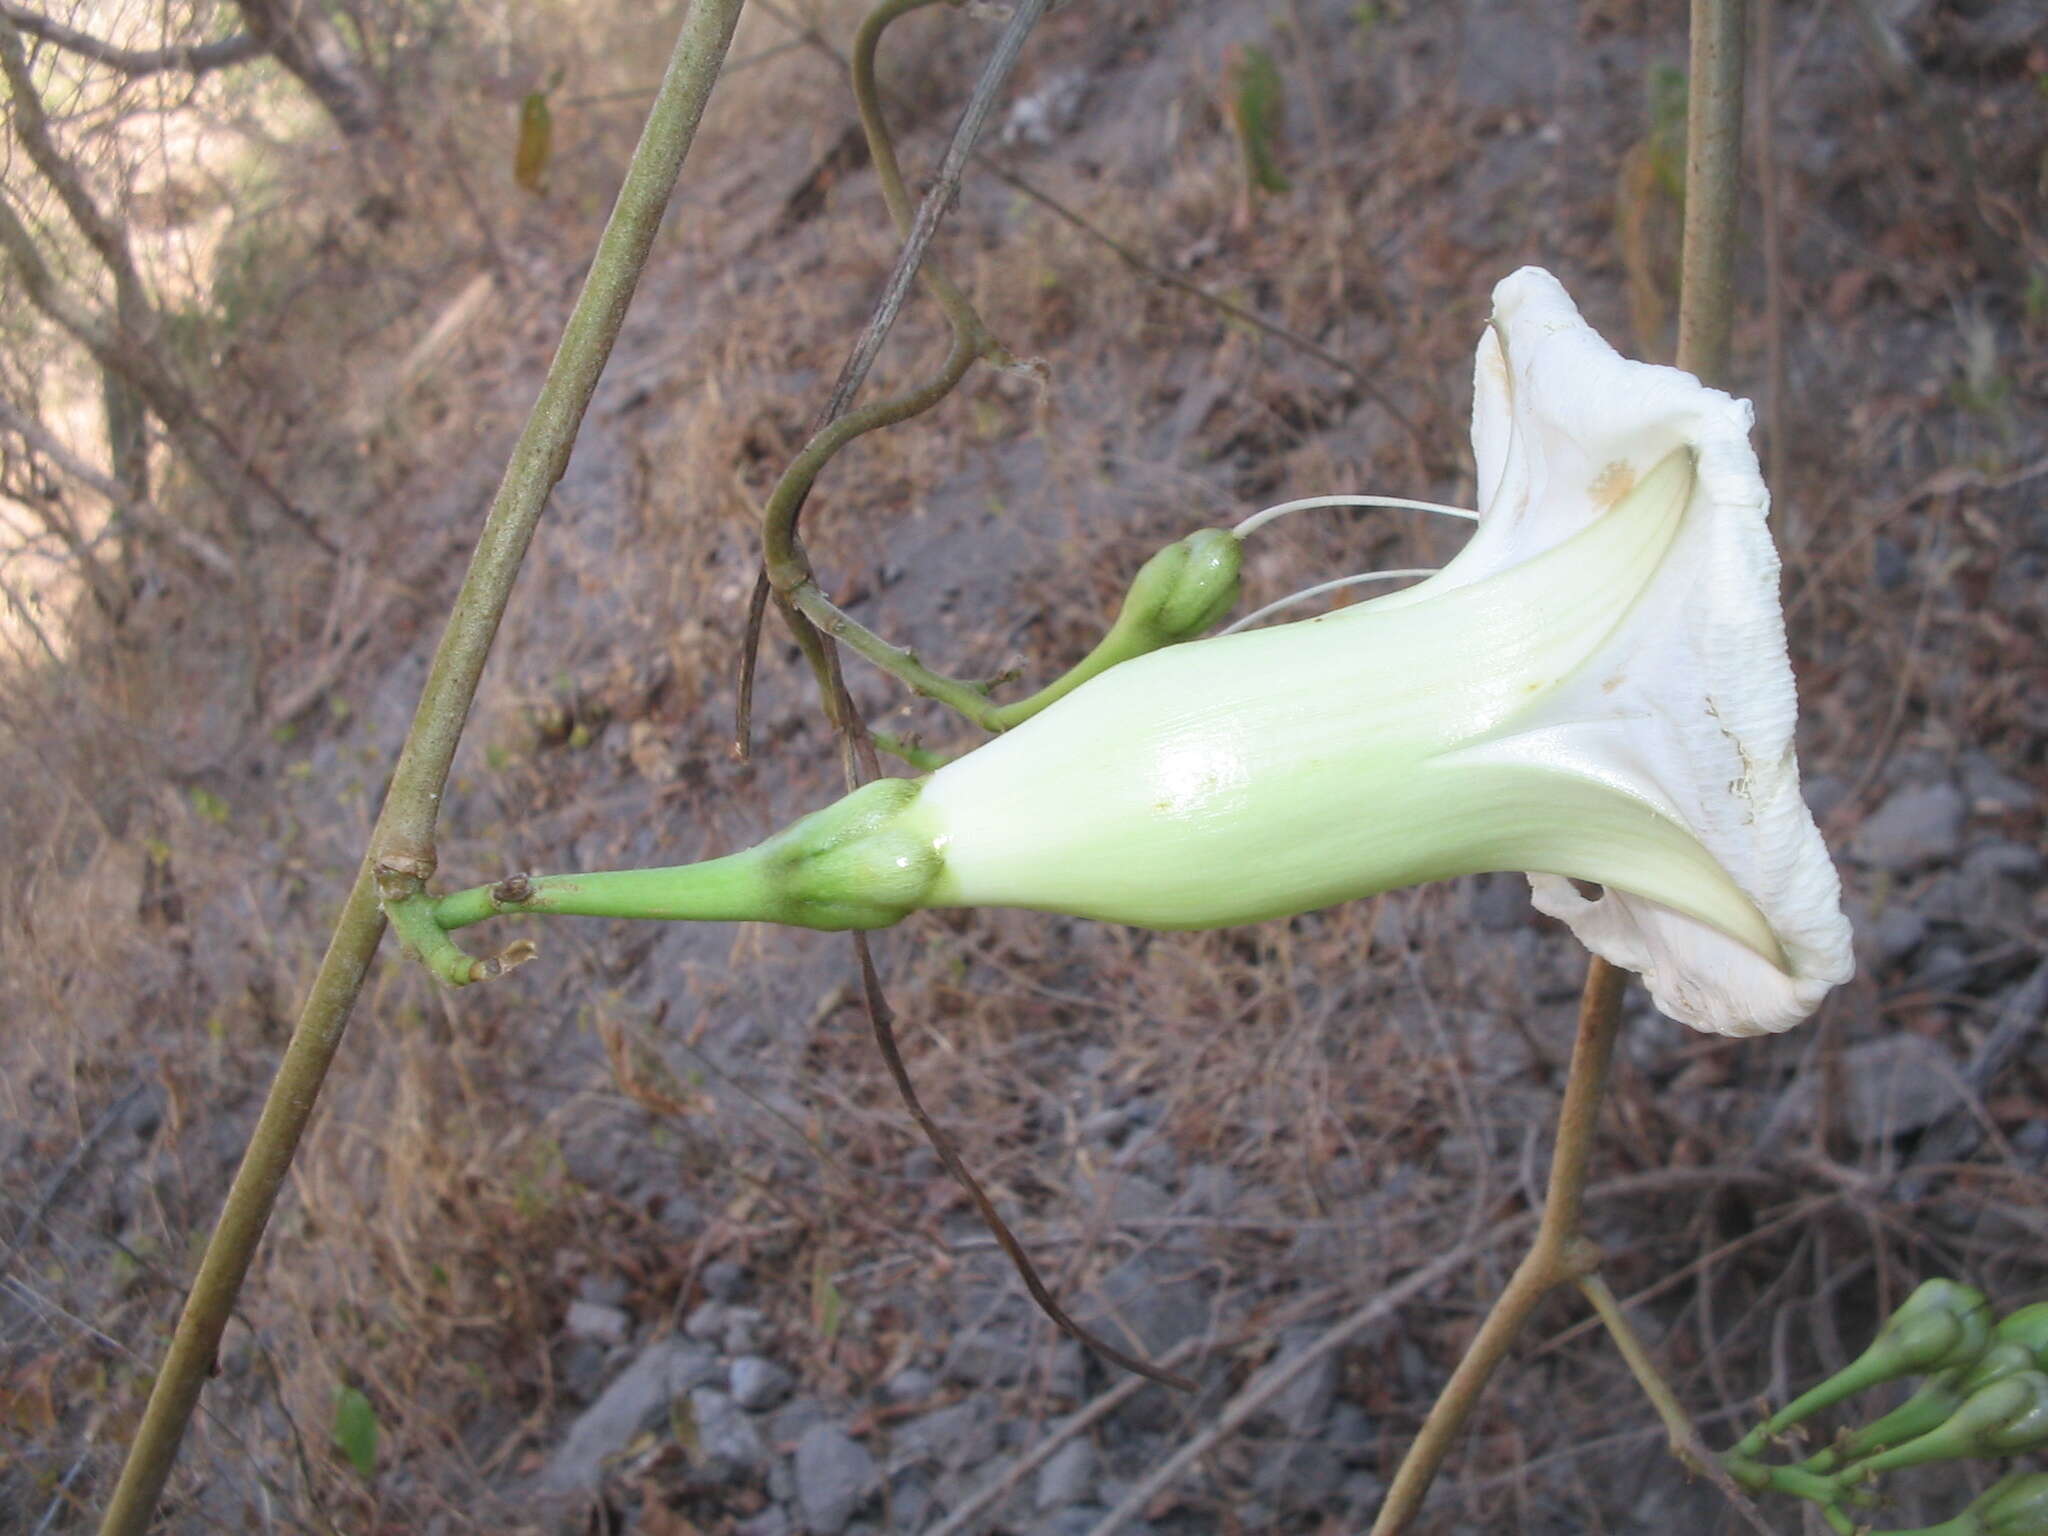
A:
730 1355 794 1412
577 1269 631 1308
702 1258 749 1302
1000 69 1089 149
688 1387 769 1481
650 1192 705 1239
1034 1435 1099 1512
887 1470 934 1531
565 1299 631 1345
767 1395 832 1447
795 1422 879 1535
541 1340 721 1491
943 1310 1033 1388
1256 1440 1347 1508
557 1337 610 1403
1183 1162 1238 1216
1802 773 1849 821
1329 1402 1378 1463
1914 942 1971 989
768 1456 798 1502
891 1398 999 1472
1046 1340 1089 1405
1963 838 2044 882
1961 752 2036 816
1467 872 1528 933
1844 1036 1966 1143
1852 783 1967 872
684 1301 727 1342
1340 1470 1389 1517
1257 1327 1340 1438
1849 900 1927 968
1080 1255 1212 1357
1078 1105 1131 1143
1873 535 1911 590
1092 1169 1172 1224
1024 1509 1112 1536
723 1305 769 1355
735 1510 792 1536
882 1366 936 1404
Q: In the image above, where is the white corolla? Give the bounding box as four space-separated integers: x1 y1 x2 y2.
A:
892 267 1853 1036
452 268 1854 1037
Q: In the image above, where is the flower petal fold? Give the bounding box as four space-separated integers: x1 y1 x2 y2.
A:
1462 267 1853 1035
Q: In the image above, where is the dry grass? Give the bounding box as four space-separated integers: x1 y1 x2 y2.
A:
3 1 2046 1533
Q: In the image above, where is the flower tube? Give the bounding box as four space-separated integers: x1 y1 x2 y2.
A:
434 269 1852 1037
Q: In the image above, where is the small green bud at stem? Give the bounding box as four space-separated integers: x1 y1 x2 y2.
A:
988 529 1241 728
1758 1281 1992 1445
1979 1473 2048 1536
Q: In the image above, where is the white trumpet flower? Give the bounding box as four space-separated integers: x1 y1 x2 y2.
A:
442 268 1853 1036
903 266 1853 1035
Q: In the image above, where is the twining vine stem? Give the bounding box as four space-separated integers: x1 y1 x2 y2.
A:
93 6 746 1531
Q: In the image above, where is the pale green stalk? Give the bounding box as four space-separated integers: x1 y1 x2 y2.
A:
95 7 745 1531
1369 3 1756 1531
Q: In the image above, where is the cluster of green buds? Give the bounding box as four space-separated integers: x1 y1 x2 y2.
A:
1724 1283 2048 1535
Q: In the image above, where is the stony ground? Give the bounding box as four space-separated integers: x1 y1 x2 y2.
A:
3 1 2045 1534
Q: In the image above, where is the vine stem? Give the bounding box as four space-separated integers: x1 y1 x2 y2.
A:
93 6 746 1531
1372 3 1753 1529
1369 958 1627 1535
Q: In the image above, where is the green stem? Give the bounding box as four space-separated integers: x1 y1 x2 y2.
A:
746 0 1032 745
1371 960 1625 1535
1676 0 1746 385
95 8 746 1533
1374 3 1748 1527
434 859 775 931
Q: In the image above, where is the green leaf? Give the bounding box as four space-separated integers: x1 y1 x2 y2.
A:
1229 45 1292 196
811 1252 845 1344
187 786 230 825
515 92 553 195
333 1385 378 1479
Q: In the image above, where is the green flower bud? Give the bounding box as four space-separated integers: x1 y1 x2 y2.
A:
1117 528 1243 645
1767 1281 1991 1439
1961 1342 2043 1399
1877 1281 1997 1376
1978 1473 2048 1536
1859 1371 2048 1474
1994 1304 2048 1368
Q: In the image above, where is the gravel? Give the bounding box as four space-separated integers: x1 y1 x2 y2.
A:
793 1422 879 1535
730 1355 795 1412
540 1340 720 1492
1851 782 1968 871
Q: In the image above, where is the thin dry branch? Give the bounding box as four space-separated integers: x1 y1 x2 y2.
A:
0 3 263 77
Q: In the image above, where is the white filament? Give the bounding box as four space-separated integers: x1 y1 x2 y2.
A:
1232 494 1478 540
1221 568 1438 634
